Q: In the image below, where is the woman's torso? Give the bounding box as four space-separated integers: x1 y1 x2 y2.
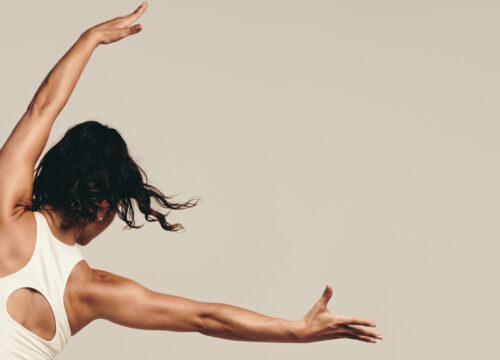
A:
0 210 88 359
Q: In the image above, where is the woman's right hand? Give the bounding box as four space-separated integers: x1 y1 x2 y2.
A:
297 284 383 343
83 1 148 45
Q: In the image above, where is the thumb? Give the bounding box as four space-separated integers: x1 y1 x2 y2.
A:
319 284 333 306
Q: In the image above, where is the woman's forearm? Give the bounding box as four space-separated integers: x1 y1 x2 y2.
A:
27 30 99 119
198 302 305 343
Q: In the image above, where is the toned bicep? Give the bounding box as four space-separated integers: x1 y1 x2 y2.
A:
83 268 206 332
0 110 53 218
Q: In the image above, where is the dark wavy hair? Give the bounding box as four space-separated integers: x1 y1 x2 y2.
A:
22 120 200 231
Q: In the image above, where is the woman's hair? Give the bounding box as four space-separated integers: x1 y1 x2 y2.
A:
23 120 200 231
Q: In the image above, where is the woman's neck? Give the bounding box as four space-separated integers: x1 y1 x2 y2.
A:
39 206 82 246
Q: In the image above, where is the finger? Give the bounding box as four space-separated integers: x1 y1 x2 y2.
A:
123 2 148 26
342 324 383 340
125 24 143 36
339 316 376 327
111 24 142 41
342 332 377 344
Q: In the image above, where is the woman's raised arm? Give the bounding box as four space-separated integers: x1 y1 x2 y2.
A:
0 2 148 220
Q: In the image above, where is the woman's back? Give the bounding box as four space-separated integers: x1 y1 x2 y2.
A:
0 211 84 359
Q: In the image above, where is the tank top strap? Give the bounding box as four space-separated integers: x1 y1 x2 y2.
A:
33 211 84 297
30 211 85 347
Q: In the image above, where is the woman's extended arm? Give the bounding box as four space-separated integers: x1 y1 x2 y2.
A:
0 2 147 220
77 263 382 344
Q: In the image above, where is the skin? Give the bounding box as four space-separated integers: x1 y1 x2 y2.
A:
0 1 382 346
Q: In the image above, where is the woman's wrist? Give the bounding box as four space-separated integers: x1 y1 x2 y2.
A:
290 319 307 343
79 28 101 48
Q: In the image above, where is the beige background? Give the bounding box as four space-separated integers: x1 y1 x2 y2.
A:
1 0 498 359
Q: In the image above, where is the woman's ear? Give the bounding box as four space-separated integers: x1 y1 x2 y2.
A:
96 199 110 221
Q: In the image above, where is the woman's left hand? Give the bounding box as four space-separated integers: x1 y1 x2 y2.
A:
297 284 383 343
84 1 148 45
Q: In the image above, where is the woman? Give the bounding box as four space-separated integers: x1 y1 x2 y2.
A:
0 2 382 358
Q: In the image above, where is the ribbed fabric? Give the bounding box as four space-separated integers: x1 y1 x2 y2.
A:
0 211 84 359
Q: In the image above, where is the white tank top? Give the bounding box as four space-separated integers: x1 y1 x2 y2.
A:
0 211 84 359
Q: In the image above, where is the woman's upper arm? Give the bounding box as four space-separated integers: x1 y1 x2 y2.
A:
0 110 54 220
81 267 206 333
